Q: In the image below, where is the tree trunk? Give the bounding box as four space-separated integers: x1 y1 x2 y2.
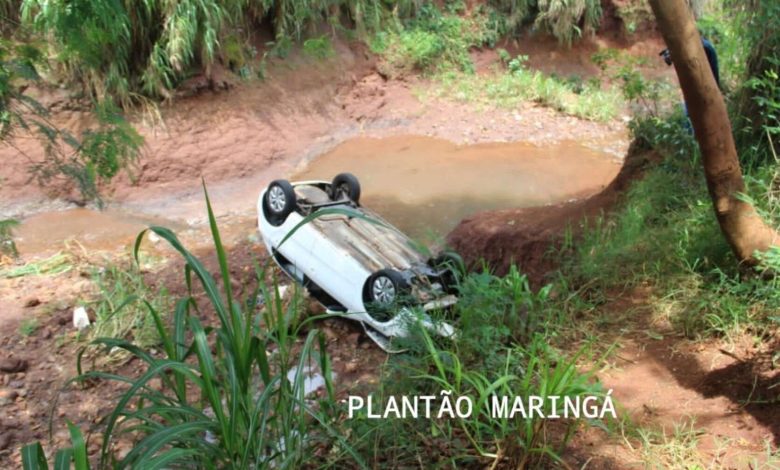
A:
687 0 706 18
647 0 778 264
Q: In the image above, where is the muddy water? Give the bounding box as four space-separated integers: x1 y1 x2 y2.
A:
13 208 183 255
294 135 620 241
13 135 620 256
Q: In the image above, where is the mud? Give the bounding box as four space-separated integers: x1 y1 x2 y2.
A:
294 135 621 239
13 209 182 256
447 141 661 286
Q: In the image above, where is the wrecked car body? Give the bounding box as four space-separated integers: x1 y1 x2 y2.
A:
257 173 460 351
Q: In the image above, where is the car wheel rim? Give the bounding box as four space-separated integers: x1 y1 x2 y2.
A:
268 186 286 212
372 276 396 304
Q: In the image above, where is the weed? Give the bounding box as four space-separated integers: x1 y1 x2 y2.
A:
634 420 707 469
302 35 334 60
19 317 38 336
0 218 18 258
0 252 73 278
561 109 780 340
89 261 169 349
376 5 496 76
23 187 363 468
342 328 611 467
22 421 89 470
428 64 622 122
614 0 653 35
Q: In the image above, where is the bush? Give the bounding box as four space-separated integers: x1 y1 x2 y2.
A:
487 0 602 45
378 6 488 75
338 267 610 467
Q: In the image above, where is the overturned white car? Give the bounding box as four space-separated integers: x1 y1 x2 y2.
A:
256 173 460 350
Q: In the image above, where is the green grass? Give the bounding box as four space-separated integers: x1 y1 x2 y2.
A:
372 5 499 77
89 261 170 349
0 252 73 278
21 194 616 467
0 218 19 257
634 420 708 469
24 188 365 468
555 112 780 341
19 317 38 336
426 64 622 122
334 266 614 467
302 35 334 60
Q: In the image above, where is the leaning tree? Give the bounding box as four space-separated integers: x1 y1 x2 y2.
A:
647 0 778 264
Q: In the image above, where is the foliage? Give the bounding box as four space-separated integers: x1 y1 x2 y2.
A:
25 101 143 205
0 218 19 257
376 5 495 76
0 251 73 278
0 38 42 139
338 262 604 464
26 189 361 468
1 41 142 204
339 268 610 467
613 0 653 35
453 266 553 364
726 0 780 166
533 0 602 45
19 317 38 336
487 0 602 45
302 35 334 60
22 421 89 470
21 0 236 104
14 0 420 104
428 56 622 122
89 261 170 349
565 112 780 340
590 47 675 118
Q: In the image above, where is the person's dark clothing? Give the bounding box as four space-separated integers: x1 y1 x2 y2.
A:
701 38 720 88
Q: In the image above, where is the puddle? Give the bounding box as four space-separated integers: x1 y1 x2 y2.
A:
294 135 621 240
11 135 621 256
13 208 182 256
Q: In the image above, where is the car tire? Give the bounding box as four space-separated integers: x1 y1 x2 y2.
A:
433 250 464 294
330 173 361 204
263 179 296 226
364 269 408 321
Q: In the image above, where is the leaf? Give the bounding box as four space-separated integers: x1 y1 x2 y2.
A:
21 442 48 470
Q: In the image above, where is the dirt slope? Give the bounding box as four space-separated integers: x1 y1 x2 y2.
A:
447 141 661 286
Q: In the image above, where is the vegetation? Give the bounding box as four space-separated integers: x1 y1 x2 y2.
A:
89 261 170 349
0 218 19 257
486 0 602 45
19 195 614 468
25 191 360 469
1 40 142 204
428 54 622 122
340 266 611 467
8 0 780 468
2 0 608 106
555 1 780 342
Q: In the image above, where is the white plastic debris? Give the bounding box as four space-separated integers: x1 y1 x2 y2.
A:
73 306 90 330
277 285 289 299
